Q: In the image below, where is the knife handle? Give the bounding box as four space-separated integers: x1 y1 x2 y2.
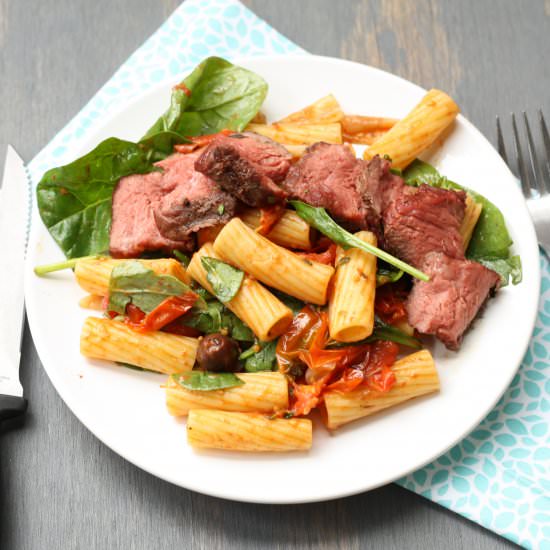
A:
0 394 27 421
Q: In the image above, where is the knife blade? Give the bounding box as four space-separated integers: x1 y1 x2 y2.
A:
0 145 29 420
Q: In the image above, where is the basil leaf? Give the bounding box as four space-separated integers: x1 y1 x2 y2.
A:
172 371 244 391
201 257 244 303
36 138 158 259
108 260 191 314
403 160 521 285
290 201 429 281
244 340 277 373
142 56 268 141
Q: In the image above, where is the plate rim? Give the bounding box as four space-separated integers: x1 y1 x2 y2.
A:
24 53 541 504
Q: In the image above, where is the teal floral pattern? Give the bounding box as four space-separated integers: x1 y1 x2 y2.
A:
26 2 549 548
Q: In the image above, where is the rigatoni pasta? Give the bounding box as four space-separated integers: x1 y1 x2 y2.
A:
329 231 377 342
166 372 288 416
461 194 483 250
246 122 342 145
213 218 334 305
364 89 459 169
276 94 344 124
240 208 313 250
322 350 439 429
187 410 313 452
80 317 198 374
187 243 293 341
74 257 190 297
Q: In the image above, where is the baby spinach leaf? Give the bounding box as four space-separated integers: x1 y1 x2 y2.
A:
243 340 277 373
182 290 254 341
36 138 159 259
376 263 404 286
108 260 191 314
402 160 520 285
290 201 429 281
142 56 268 141
172 371 244 391
172 250 191 267
201 257 244 303
478 255 522 286
327 317 422 349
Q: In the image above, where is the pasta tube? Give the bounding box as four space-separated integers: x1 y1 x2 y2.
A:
80 317 198 374
322 350 439 429
246 122 342 145
187 243 293 341
460 194 483 250
341 115 398 145
276 94 344 124
213 218 334 305
74 257 190 297
166 372 288 416
187 410 312 452
329 231 377 342
364 89 459 169
240 208 313 250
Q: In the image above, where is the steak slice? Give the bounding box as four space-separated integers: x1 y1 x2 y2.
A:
153 152 237 241
406 252 501 350
110 152 235 258
194 132 290 207
382 183 466 266
282 142 373 230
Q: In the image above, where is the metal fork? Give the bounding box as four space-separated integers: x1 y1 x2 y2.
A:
496 111 550 256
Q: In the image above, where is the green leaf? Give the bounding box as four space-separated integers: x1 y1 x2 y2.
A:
108 260 192 314
171 371 244 391
243 341 277 372
182 290 254 341
402 159 521 285
142 56 268 141
290 201 429 281
138 130 191 156
478 255 522 287
201 257 244 303
36 138 158 259
328 317 422 349
376 264 404 286
173 250 190 267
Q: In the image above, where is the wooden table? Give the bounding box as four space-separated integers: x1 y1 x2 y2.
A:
2 0 546 548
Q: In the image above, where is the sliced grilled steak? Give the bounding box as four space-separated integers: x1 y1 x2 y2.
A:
153 152 236 241
282 143 373 230
194 132 290 207
110 152 235 258
406 252 501 350
382 183 466 266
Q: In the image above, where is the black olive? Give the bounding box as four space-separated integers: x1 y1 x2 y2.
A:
196 333 241 372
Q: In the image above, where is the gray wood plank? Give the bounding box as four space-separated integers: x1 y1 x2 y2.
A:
2 0 542 548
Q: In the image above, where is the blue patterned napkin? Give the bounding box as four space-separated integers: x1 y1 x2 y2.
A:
27 1 550 548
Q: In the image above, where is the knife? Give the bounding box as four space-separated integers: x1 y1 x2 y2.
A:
0 146 29 422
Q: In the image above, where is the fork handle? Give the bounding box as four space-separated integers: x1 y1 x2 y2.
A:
0 394 27 421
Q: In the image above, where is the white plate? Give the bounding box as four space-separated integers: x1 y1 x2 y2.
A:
25 55 540 504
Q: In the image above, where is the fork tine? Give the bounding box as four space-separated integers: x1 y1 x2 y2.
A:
496 116 508 165
538 109 550 191
523 112 546 196
512 113 533 197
